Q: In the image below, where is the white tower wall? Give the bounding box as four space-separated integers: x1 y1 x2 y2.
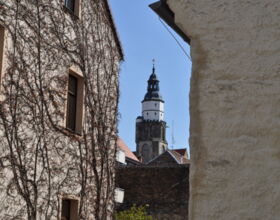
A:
142 100 164 121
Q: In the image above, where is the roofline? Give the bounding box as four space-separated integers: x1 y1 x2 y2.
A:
149 0 190 44
141 99 165 103
126 157 142 165
146 150 180 165
104 0 124 60
117 146 125 153
146 151 165 164
167 150 181 163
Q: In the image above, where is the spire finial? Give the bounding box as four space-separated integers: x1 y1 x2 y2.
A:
152 58 155 73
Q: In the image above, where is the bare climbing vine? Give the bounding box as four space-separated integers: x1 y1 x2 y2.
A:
0 0 122 219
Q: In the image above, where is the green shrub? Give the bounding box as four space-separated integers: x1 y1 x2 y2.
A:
116 204 153 220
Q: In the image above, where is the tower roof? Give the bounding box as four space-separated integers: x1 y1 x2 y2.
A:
143 66 163 102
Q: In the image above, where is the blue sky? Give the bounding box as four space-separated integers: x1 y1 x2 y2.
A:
109 0 192 152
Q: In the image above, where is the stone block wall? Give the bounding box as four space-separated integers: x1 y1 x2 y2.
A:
116 165 189 220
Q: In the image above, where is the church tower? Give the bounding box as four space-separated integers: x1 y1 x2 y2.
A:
136 65 168 163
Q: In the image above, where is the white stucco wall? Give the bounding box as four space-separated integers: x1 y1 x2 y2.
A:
167 0 280 219
116 149 126 164
142 100 164 121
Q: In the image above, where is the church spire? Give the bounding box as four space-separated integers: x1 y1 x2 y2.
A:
143 61 163 101
136 62 168 163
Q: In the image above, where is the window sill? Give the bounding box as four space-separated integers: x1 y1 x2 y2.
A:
64 127 83 138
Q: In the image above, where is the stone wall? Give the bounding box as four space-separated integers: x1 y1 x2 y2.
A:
136 120 168 163
116 165 189 220
166 0 280 219
0 0 122 219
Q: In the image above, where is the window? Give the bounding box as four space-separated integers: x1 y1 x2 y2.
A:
64 0 75 12
0 25 5 88
61 198 79 220
66 75 78 131
66 69 84 134
64 0 80 17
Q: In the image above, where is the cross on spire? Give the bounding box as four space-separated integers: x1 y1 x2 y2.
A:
152 59 155 73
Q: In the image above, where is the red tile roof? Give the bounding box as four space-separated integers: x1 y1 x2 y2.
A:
169 150 189 164
173 149 187 156
117 138 140 162
147 149 189 165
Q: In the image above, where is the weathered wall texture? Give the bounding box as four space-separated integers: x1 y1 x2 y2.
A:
167 0 280 219
0 0 122 219
116 166 189 220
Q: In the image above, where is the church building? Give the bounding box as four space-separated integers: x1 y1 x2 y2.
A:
116 64 189 219
135 65 168 163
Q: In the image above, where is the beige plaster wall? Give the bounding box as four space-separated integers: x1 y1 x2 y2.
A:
167 0 280 219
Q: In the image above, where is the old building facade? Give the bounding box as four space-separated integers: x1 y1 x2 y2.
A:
0 0 122 219
151 0 280 219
